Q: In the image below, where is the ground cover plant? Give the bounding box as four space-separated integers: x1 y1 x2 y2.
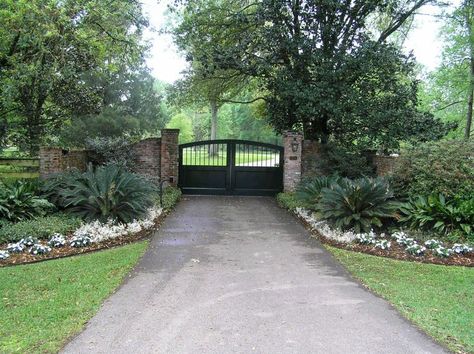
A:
0 186 181 266
278 182 474 266
0 214 82 244
328 246 474 353
0 241 148 353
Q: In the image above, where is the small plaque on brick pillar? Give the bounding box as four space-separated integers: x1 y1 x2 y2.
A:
289 156 298 160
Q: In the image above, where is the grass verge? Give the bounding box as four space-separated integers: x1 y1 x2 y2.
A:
327 246 474 353
0 241 148 353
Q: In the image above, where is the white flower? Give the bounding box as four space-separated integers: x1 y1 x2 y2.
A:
375 240 391 250
295 208 358 243
391 231 409 240
0 250 10 260
7 242 25 253
70 234 92 248
451 243 473 255
406 243 426 256
72 207 163 243
20 236 37 246
48 233 66 248
29 244 52 255
424 239 442 249
356 232 376 245
395 235 415 246
433 246 452 258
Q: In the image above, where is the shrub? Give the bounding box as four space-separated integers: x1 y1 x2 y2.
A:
317 177 399 233
0 180 54 222
157 187 182 210
0 214 82 244
400 194 474 239
86 136 136 170
391 140 474 199
276 192 300 211
53 164 155 223
295 176 340 209
41 170 83 209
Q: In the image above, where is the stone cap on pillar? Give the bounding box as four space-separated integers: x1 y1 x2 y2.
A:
161 128 180 135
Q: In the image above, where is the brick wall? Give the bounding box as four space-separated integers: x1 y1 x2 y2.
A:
131 138 161 182
39 148 88 178
283 131 303 191
39 129 180 183
373 155 398 177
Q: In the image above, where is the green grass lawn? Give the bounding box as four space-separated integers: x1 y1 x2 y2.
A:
327 246 474 353
0 241 148 353
182 150 279 166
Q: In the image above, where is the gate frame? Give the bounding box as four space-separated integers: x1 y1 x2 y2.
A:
178 139 284 196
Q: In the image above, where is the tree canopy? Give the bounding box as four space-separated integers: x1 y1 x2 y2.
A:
172 0 454 150
0 0 155 153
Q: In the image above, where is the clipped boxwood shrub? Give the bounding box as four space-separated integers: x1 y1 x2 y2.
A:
392 140 474 199
0 214 82 244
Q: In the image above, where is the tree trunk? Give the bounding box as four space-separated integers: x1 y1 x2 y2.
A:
465 2 474 139
210 99 218 140
209 99 219 155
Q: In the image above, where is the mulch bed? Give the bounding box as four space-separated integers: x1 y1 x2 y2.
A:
295 213 474 267
0 211 169 268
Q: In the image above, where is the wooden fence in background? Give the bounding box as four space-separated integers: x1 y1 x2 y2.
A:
0 158 40 179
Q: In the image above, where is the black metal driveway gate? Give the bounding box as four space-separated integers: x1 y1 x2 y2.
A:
178 140 283 196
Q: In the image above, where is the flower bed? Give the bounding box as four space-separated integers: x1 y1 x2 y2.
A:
293 207 474 267
0 207 167 267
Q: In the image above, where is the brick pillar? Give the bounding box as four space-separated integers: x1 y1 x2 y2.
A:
160 129 180 187
39 147 63 178
283 131 303 192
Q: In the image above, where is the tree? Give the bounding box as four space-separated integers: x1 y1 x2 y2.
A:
58 68 168 147
167 113 194 143
0 0 148 154
419 0 474 139
174 0 452 150
171 0 257 144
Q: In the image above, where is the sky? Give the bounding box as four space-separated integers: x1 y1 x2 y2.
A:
141 0 450 84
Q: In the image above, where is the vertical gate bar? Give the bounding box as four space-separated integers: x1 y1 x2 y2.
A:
247 144 250 165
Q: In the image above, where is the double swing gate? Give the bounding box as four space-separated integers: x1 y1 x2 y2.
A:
178 140 284 196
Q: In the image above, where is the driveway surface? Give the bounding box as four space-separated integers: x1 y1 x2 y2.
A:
63 196 446 354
